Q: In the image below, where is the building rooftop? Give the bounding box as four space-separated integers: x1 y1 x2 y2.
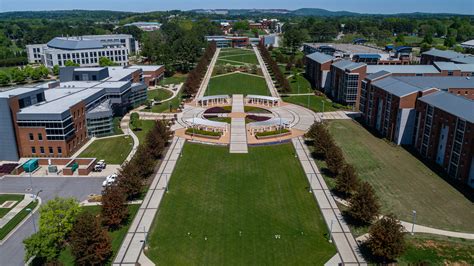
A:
372 77 428 97
418 91 474 123
423 48 474 64
47 37 104 50
332 59 366 71
306 52 334 64
367 65 440 74
353 54 381 59
365 70 391 81
0 87 43 98
128 65 164 72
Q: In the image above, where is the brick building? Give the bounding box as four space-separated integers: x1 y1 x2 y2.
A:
414 91 474 187
329 60 366 108
305 52 336 91
421 48 474 65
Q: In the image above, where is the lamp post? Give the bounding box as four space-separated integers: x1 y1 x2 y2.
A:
307 94 310 109
328 219 333 243
411 210 417 235
165 174 169 193
308 174 313 193
26 190 42 234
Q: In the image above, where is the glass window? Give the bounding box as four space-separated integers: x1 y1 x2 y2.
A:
57 147 62 154
40 147 45 154
38 133 43 141
49 147 54 154
31 147 36 154
29 133 34 141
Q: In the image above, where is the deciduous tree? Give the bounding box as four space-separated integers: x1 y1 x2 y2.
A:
325 145 345 176
70 212 112 265
101 185 129 229
366 214 406 262
348 181 380 225
335 164 359 198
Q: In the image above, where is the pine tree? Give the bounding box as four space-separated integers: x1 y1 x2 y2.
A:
335 164 359 198
70 212 112 265
348 181 380 225
366 214 406 262
101 185 129 229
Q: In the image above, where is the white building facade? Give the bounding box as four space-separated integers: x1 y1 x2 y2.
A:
26 34 139 68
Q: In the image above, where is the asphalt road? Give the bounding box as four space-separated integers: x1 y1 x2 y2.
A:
0 175 105 266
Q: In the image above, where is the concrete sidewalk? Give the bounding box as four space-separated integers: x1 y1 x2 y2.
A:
196 48 221 98
292 137 366 265
229 95 248 153
113 137 185 265
253 45 280 98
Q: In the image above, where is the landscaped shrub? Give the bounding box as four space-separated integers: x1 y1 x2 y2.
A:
185 128 222 137
365 214 406 262
348 181 380 225
246 115 271 122
204 106 231 114
255 129 290 137
335 164 359 198
258 43 291 93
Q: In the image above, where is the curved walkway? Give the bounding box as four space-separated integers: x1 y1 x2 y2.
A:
120 110 140 165
333 197 474 240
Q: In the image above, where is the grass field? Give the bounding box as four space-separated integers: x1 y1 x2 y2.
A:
159 73 187 86
325 120 474 232
0 199 38 240
58 204 140 266
399 234 474 264
282 95 342 112
0 194 23 218
132 120 156 144
147 89 173 102
219 48 255 56
207 72 269 96
146 143 336 265
78 136 133 164
287 74 313 94
217 48 258 66
147 90 182 113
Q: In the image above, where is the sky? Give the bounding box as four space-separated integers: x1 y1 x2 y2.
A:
0 0 473 15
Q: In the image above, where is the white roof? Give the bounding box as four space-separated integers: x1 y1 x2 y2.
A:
461 40 474 47
248 118 289 128
128 65 164 72
246 95 280 101
197 95 230 101
185 118 227 128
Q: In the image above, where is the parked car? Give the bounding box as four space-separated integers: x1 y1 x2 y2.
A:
102 174 118 187
94 160 107 172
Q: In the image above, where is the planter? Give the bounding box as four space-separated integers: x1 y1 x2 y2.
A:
255 131 291 139
185 132 221 139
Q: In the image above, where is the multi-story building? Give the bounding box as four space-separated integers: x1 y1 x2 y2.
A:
421 48 474 65
329 60 366 108
0 65 156 161
414 91 474 187
123 22 161 32
305 52 336 91
26 34 139 68
360 75 474 145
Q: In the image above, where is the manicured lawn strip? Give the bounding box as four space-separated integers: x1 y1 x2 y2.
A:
326 120 474 232
219 48 254 56
244 106 272 113
132 120 156 144
146 143 336 265
288 74 313 94
0 194 24 218
58 204 141 266
205 116 232 123
147 89 173 102
282 95 342 112
207 73 269 96
398 234 474 264
78 136 133 164
159 74 187 86
216 59 246 66
0 200 38 240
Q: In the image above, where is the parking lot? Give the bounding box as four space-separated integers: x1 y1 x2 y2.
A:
0 175 105 266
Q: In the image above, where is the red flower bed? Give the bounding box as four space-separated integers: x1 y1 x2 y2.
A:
204 107 231 114
246 115 271 122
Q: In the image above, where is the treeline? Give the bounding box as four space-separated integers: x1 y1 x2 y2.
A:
0 65 49 86
24 120 171 265
306 121 406 263
257 43 291 93
140 19 221 74
182 42 217 96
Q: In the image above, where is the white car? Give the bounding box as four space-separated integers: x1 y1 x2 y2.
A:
102 174 118 187
94 160 107 172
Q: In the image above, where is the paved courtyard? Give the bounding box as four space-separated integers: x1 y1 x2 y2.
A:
0 176 105 266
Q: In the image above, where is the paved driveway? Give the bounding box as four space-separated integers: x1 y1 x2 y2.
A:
0 176 105 266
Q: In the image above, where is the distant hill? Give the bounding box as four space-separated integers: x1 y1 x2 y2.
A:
290 8 360 17
0 10 135 20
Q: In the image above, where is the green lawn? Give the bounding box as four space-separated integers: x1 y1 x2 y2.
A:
146 90 182 113
205 116 232 123
146 143 336 265
398 234 474 264
207 72 269 96
219 48 255 56
217 53 258 65
147 89 173 102
287 74 313 94
325 120 474 232
0 194 24 218
58 204 140 266
132 120 156 144
282 95 343 112
0 199 38 240
78 136 133 164
159 74 187 86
